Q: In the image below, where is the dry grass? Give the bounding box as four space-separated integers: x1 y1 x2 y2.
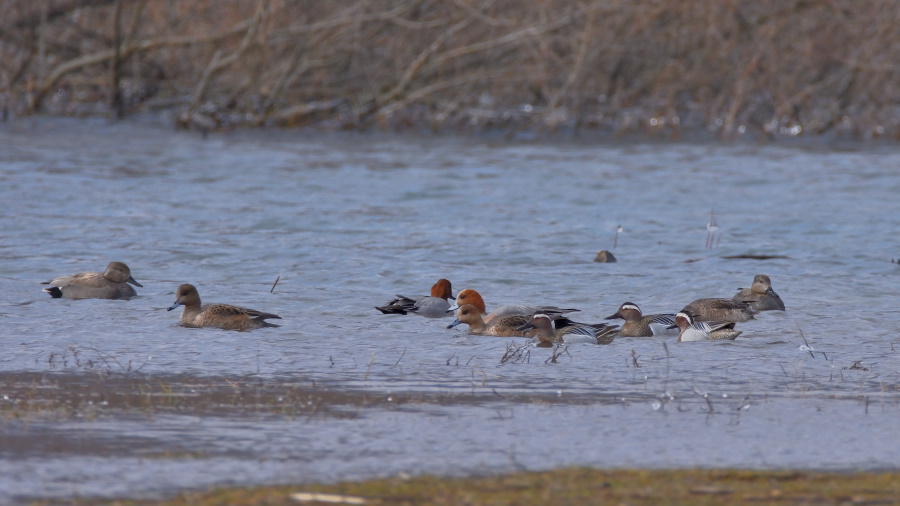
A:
2 0 900 138
90 468 900 505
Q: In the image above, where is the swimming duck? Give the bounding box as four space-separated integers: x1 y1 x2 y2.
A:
605 302 677 337
446 288 579 322
168 284 281 330
42 261 142 300
375 278 454 318
517 313 619 347
733 274 785 312
668 311 741 342
447 304 536 337
680 297 756 323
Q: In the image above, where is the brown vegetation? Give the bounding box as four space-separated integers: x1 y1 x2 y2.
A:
2 0 899 138
115 469 900 505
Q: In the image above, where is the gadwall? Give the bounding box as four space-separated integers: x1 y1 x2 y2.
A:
375 278 454 318
517 313 618 347
446 288 579 322
42 261 142 300
681 298 756 323
668 311 741 342
447 304 536 337
733 274 785 312
605 302 677 337
168 284 281 330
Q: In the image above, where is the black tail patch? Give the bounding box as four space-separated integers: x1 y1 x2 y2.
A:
43 287 63 298
374 305 408 315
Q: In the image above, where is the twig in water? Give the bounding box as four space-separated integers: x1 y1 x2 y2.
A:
613 224 622 249
847 360 869 371
363 352 374 381
793 318 816 358
500 342 530 364
270 272 282 293
693 386 714 413
446 353 457 365
394 347 406 366
78 344 128 372
631 348 640 368
705 208 718 249
545 344 568 364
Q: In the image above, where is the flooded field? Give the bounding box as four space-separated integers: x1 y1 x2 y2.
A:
2 117 900 503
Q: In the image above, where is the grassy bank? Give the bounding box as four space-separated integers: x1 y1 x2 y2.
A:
2 1 900 139
94 468 900 505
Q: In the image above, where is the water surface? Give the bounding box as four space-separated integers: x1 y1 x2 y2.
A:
2 117 900 503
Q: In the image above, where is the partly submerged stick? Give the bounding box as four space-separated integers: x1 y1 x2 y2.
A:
270 272 282 293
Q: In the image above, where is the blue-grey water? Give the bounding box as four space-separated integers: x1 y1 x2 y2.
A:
2 117 900 503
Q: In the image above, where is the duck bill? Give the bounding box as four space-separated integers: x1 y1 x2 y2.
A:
446 318 462 329
446 303 459 313
605 312 623 320
127 276 144 287
167 301 181 312
516 322 536 332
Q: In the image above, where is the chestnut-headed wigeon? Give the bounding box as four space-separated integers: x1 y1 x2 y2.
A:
375 278 454 318
446 288 579 323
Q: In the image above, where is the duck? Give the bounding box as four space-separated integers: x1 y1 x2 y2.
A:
680 297 756 323
517 313 619 347
733 274 785 312
668 311 741 342
447 304 536 337
42 261 142 300
167 284 281 330
375 278 454 318
446 288 580 322
605 302 677 337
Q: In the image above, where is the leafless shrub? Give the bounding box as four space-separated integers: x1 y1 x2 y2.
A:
500 341 530 364
2 1 899 138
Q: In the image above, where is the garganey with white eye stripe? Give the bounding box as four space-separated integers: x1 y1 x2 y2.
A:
605 302 677 337
517 313 618 347
668 311 741 342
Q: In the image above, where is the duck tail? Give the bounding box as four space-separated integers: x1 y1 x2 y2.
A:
374 305 408 315
43 287 63 298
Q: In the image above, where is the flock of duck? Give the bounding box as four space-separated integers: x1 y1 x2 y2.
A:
375 275 785 346
40 261 786 342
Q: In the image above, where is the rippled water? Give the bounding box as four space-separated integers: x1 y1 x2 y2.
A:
2 117 900 503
